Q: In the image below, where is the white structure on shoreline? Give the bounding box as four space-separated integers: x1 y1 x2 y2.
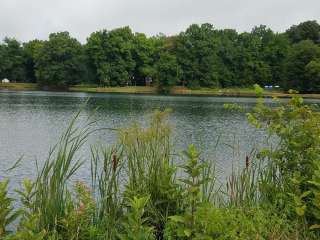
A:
1 78 10 83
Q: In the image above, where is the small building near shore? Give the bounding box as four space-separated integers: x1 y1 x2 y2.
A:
1 78 10 83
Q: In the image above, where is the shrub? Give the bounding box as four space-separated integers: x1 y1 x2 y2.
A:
117 196 155 240
0 180 21 238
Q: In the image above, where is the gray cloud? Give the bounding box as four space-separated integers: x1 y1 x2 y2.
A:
0 0 319 43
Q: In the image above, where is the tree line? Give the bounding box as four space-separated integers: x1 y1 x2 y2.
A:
0 20 320 92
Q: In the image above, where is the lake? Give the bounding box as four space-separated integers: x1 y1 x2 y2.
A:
1 90 319 190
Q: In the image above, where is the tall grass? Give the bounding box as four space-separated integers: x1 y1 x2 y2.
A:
90 145 123 239
89 109 181 238
226 155 261 207
31 112 95 232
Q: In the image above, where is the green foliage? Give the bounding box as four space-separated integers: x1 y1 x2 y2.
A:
34 32 85 88
305 59 320 90
119 110 181 238
0 180 21 238
285 40 320 92
251 94 320 181
90 146 123 239
2 20 320 92
286 20 320 44
86 27 136 86
57 181 100 240
29 113 93 235
0 38 27 82
247 89 320 238
308 160 320 230
131 33 158 84
253 83 264 96
164 144 211 239
175 23 220 88
226 163 261 208
163 143 288 239
23 40 44 83
155 51 181 93
118 196 155 240
5 180 47 240
6 214 46 240
165 204 290 240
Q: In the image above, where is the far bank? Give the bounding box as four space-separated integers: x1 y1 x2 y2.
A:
1 82 320 99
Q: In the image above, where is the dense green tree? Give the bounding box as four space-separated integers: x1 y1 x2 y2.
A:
131 33 157 85
34 32 85 88
261 33 290 85
251 25 274 43
86 27 135 86
155 51 181 93
286 20 320 44
285 40 320 92
175 24 220 88
0 38 27 82
305 59 320 91
2 20 320 92
235 32 269 86
23 40 44 82
251 25 290 85
213 29 239 87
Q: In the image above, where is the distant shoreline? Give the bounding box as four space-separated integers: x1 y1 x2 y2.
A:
1 82 320 99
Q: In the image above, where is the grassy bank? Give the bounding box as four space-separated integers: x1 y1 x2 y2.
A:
70 85 296 98
0 82 39 91
1 94 320 239
3 82 320 99
69 85 158 94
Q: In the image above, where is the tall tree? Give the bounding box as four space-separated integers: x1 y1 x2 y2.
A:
34 32 85 88
23 40 44 83
86 27 135 86
155 51 181 93
234 32 271 86
285 40 320 92
251 25 290 85
286 20 320 44
261 33 290 85
0 38 27 82
305 59 320 91
175 24 220 88
213 29 239 87
131 33 157 85
1 21 320 92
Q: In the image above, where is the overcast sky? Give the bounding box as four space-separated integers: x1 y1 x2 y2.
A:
0 0 319 43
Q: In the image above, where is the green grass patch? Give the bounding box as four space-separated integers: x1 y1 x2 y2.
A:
69 85 158 94
0 83 39 91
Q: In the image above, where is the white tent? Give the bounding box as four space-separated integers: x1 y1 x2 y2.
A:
1 78 10 83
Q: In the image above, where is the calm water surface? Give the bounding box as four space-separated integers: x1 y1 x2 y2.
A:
1 91 319 190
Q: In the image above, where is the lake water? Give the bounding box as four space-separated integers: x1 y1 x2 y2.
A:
1 90 319 190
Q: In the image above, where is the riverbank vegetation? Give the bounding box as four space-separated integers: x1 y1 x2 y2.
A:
1 90 320 239
0 20 320 92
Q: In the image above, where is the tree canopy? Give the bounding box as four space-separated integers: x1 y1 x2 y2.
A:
0 38 27 82
34 32 85 88
285 40 320 92
86 27 136 86
0 20 320 92
286 20 320 44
